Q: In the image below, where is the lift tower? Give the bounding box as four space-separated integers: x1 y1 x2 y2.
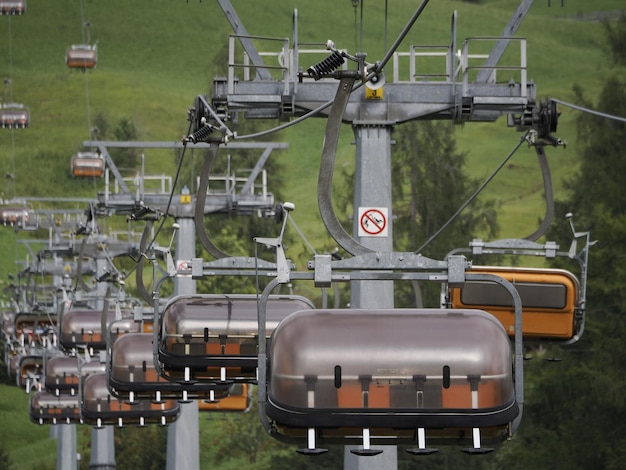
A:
194 0 548 468
81 139 284 469
208 0 541 281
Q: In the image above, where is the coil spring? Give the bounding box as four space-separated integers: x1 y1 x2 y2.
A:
188 124 213 143
307 51 345 81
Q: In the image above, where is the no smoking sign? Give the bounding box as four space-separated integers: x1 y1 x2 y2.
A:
357 207 388 237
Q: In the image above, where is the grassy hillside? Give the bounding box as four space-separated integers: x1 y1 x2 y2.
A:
0 1 622 268
0 0 623 467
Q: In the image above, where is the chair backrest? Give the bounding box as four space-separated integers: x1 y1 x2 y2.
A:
450 266 580 341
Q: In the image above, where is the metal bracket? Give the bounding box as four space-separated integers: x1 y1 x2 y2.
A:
310 252 469 287
470 238 559 259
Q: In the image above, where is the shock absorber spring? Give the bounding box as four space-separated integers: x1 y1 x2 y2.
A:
187 124 213 144
307 50 345 81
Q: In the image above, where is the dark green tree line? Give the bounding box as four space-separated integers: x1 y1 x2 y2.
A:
392 120 499 307
488 14 626 470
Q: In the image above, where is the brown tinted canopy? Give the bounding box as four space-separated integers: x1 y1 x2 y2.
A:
82 372 180 428
66 45 97 69
0 1 26 15
158 294 314 383
30 391 81 425
109 332 230 401
71 152 104 177
0 104 29 128
43 356 105 392
267 308 517 431
60 308 132 350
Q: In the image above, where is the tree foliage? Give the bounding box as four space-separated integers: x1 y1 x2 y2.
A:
489 14 626 470
392 120 499 258
391 120 499 306
206 398 344 468
91 113 141 170
605 14 626 69
334 120 499 307
113 425 168 470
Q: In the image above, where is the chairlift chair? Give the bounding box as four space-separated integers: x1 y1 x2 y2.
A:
43 353 106 396
66 44 97 69
107 316 146 345
7 350 21 379
157 294 315 385
448 266 582 342
2 312 16 338
0 206 30 227
109 332 231 403
14 313 56 336
198 383 253 413
71 151 105 177
265 308 519 455
59 307 133 351
81 372 180 428
44 355 80 396
0 103 29 128
30 391 82 425
0 1 26 15
18 354 43 392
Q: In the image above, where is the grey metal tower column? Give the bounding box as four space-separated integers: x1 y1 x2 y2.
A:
89 258 116 470
166 213 199 470
345 123 397 468
56 424 77 470
349 123 395 309
50 253 78 470
44 254 78 470
89 427 116 470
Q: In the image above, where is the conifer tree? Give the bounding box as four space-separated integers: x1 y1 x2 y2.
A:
490 14 626 470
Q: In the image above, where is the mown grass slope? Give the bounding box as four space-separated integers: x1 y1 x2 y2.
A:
0 1 622 257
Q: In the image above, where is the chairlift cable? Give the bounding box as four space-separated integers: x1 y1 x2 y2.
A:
7 15 13 101
4 17 17 198
99 240 122 281
78 0 93 134
80 0 85 43
120 142 188 304
384 0 388 55
143 128 190 251
456 95 626 244
414 131 529 254
552 97 626 123
127 135 192 306
288 216 318 256
8 129 16 198
352 1 358 53
83 68 92 139
235 100 334 140
359 0 364 54
353 0 390 56
376 0 430 73
235 0 430 142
